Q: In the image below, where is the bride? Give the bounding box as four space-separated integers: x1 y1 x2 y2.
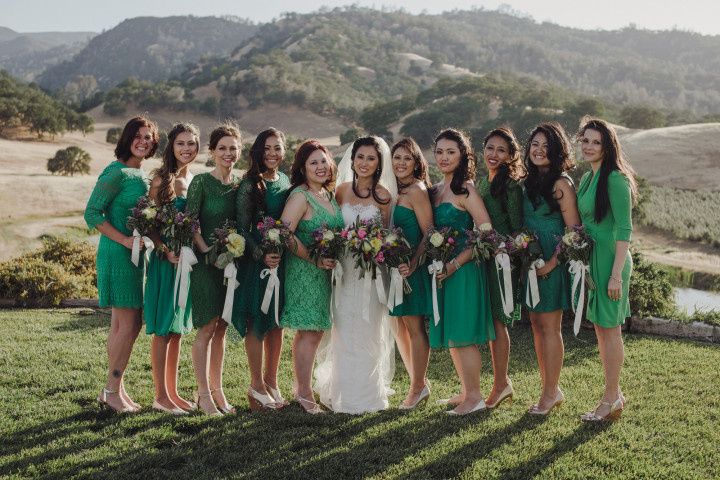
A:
315 136 398 414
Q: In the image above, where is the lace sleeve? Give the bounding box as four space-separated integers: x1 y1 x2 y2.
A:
186 174 204 217
84 163 122 229
506 179 524 233
236 178 262 260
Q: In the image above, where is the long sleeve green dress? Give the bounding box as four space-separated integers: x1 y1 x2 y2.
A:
577 170 633 327
84 160 149 308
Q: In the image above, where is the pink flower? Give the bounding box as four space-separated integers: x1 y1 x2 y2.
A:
358 229 367 239
375 251 385 263
340 229 348 238
447 237 455 244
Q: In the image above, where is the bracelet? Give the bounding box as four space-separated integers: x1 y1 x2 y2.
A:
610 275 623 283
451 258 461 271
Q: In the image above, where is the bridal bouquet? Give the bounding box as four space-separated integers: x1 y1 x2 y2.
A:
556 224 595 335
467 223 517 318
155 203 200 256
126 195 157 266
510 229 544 308
420 226 459 325
206 220 245 270
342 216 385 279
381 227 414 308
308 225 346 263
257 216 294 255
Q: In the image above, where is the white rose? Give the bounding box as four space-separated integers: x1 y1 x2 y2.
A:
478 223 492 232
429 232 444 248
562 232 577 246
514 234 526 247
362 241 372 253
322 230 335 241
267 229 281 243
142 207 157 220
227 233 245 256
386 233 398 244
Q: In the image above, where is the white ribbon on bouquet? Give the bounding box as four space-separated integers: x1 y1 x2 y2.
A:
331 262 344 308
494 252 515 317
131 228 154 267
386 267 404 310
428 260 444 326
173 246 197 310
361 270 387 323
221 262 238 324
525 258 545 308
568 260 590 336
260 267 281 326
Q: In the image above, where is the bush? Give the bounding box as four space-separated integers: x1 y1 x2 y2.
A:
629 250 675 318
47 146 91 176
0 236 97 306
340 128 364 145
106 127 122 144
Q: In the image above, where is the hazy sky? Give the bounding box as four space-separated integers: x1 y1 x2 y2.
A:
2 0 720 35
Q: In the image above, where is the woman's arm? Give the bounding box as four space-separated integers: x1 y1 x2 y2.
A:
536 177 579 276
186 174 210 253
84 165 136 249
607 172 634 300
401 185 433 277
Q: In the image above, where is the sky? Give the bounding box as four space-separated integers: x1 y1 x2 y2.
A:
2 0 720 35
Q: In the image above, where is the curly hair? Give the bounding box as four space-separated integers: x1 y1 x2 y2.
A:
208 122 241 151
350 136 390 205
434 128 476 197
114 116 159 161
152 122 199 206
391 137 431 193
244 128 286 216
483 127 526 200
523 122 575 212
290 139 336 194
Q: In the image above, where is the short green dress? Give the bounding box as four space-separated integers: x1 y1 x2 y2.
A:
428 203 495 348
186 172 239 328
144 196 193 336
389 205 432 317
479 176 523 324
522 185 571 313
577 170 633 327
232 173 291 338
281 188 344 331
84 160 149 308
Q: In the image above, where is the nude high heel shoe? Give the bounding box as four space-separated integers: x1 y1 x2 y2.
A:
486 381 514 409
581 395 624 422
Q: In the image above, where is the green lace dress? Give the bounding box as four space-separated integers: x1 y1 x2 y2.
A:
281 188 344 331
144 196 192 336
577 170 633 327
84 160 149 308
522 186 571 313
428 203 495 348
389 205 433 317
186 172 239 328
479 176 524 325
232 173 291 338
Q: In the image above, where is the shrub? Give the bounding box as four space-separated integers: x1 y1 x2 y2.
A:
47 146 91 176
629 250 675 318
106 127 122 144
340 128 364 145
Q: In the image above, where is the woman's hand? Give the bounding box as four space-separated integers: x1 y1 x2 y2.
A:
398 262 414 278
264 253 282 269
316 257 337 270
608 276 622 301
121 235 140 250
536 257 557 278
166 250 180 264
436 259 460 282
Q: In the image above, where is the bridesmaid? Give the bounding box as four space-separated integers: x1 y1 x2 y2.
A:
144 123 199 415
430 128 495 415
479 128 525 409
576 117 636 422
232 128 290 411
187 123 241 415
389 138 434 410
280 140 343 414
84 116 159 412
522 122 579 415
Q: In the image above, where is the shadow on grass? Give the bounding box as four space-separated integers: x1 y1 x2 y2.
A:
53 313 108 332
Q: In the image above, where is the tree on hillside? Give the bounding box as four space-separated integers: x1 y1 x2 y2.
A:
47 146 91 176
621 105 666 129
106 127 122 144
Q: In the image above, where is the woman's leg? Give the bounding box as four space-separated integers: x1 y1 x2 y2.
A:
166 334 193 410
401 316 430 406
192 318 220 414
150 334 176 409
263 327 284 393
103 307 141 411
209 320 231 409
533 310 564 411
593 324 624 416
292 330 324 406
244 320 266 394
449 345 483 413
486 318 511 405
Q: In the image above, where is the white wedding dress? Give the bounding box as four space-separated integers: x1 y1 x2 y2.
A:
314 202 396 414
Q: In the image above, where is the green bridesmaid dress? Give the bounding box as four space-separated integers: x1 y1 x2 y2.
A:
479 176 524 324
84 160 149 308
577 170 633 327
389 205 433 317
232 172 291 338
281 188 344 331
144 196 193 336
186 172 238 328
522 183 571 313
428 203 495 348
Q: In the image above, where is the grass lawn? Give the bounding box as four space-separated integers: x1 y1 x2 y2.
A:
0 309 718 479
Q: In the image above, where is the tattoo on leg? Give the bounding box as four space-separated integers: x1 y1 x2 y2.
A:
112 369 122 378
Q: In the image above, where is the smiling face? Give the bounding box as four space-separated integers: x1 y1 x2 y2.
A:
392 146 416 182
130 126 154 160
263 134 285 171
529 131 550 169
353 145 380 179
483 135 511 173
580 128 604 164
305 148 330 186
434 138 462 174
212 135 240 169
173 131 199 167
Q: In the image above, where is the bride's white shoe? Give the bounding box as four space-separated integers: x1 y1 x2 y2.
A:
446 399 487 416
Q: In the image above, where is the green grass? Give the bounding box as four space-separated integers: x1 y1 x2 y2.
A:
1 309 719 479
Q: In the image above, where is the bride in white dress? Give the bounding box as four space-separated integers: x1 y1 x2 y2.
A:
315 136 398 414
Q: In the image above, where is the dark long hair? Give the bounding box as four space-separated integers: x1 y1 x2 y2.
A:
577 117 638 223
290 139 336 194
114 116 159 161
523 122 575 212
391 137 431 193
434 128 476 197
483 127 526 200
208 122 241 151
350 136 390 205
152 123 199 206
244 128 286 216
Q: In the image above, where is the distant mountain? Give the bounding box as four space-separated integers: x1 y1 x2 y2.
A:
178 7 720 118
0 27 93 81
37 16 258 92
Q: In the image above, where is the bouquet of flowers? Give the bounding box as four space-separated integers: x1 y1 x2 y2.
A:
382 227 414 295
509 229 545 308
126 195 157 266
556 225 595 290
257 216 294 255
206 220 245 270
420 226 459 325
308 225 347 263
342 216 386 279
466 223 510 263
155 203 200 256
